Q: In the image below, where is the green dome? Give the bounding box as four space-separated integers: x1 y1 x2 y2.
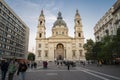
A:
53 12 67 27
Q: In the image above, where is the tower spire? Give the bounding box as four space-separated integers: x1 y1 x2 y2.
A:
75 9 80 17
40 10 44 16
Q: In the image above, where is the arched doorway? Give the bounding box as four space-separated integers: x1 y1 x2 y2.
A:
56 43 64 60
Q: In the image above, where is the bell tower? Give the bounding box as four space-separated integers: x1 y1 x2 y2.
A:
74 10 84 38
36 10 46 39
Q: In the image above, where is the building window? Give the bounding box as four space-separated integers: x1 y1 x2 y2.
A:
79 50 82 56
97 36 99 40
79 43 82 47
72 50 76 57
77 20 80 24
45 50 48 57
39 44 41 48
7 34 11 38
39 33 42 37
38 50 41 57
0 9 1 13
105 29 109 35
62 32 64 35
40 21 42 25
56 32 58 35
0 2 2 7
78 33 81 37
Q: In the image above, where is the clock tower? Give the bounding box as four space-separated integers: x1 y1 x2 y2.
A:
74 10 84 39
36 10 46 39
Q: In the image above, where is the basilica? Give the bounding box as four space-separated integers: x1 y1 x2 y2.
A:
35 10 85 61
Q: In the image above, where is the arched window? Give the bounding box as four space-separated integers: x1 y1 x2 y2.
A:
78 33 81 37
39 33 42 37
77 20 80 24
72 50 76 57
40 21 42 25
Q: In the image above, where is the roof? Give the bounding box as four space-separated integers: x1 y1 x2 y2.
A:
53 12 67 27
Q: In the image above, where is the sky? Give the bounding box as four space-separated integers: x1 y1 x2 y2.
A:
4 0 117 52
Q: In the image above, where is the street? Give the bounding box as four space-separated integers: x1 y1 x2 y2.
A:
11 62 120 80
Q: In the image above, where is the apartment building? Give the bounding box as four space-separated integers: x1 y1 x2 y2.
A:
94 0 120 42
112 0 120 35
0 0 29 59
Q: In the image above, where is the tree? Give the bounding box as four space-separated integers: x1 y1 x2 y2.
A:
100 36 113 64
92 42 102 60
27 52 35 61
83 39 94 60
112 28 120 57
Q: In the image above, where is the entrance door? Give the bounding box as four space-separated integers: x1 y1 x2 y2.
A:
56 43 64 60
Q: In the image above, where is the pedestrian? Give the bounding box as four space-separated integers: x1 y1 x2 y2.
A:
67 61 70 70
0 59 9 80
83 61 85 67
17 60 28 80
33 62 37 69
99 60 102 67
43 61 48 69
8 60 17 80
57 61 60 68
60 61 63 66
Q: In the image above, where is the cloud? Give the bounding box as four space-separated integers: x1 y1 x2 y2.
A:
46 15 56 23
46 1 55 8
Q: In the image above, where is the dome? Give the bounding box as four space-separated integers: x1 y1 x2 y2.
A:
53 12 67 27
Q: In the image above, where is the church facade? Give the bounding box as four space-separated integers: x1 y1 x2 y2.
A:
35 10 85 61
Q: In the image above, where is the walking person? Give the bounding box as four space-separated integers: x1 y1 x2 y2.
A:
67 61 70 70
17 60 28 80
8 60 17 80
56 61 60 68
0 59 9 80
99 60 102 67
83 61 85 67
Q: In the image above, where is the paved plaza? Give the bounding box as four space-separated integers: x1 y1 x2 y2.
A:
1 62 120 80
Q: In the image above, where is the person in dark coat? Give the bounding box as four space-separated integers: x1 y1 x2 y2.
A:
43 61 48 69
67 61 70 70
0 59 9 80
17 60 27 80
34 62 37 68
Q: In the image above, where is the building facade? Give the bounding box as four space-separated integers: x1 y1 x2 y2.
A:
94 0 120 42
94 8 114 42
36 10 85 61
0 0 29 59
112 0 120 34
